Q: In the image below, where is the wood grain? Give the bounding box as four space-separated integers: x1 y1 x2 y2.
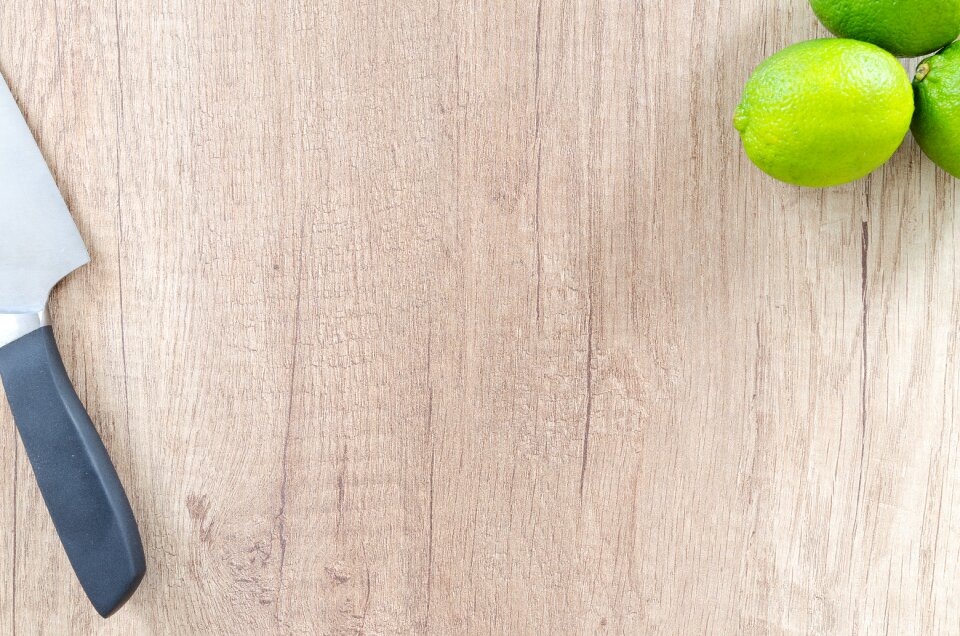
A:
0 0 958 633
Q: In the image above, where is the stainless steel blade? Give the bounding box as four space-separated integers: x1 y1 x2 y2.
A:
0 72 88 314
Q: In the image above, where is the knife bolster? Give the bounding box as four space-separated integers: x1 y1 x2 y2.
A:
0 310 47 347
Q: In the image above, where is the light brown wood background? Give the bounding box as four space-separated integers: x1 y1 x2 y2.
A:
0 0 957 634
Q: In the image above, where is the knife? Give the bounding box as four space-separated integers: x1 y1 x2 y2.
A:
0 72 145 617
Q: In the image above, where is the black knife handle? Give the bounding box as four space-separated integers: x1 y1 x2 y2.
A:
0 326 145 617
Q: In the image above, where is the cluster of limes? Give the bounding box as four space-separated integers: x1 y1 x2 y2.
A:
735 0 960 187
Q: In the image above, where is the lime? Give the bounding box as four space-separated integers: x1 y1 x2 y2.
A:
734 39 914 188
809 0 960 58
913 42 960 177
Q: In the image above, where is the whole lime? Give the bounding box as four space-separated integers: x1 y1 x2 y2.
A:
734 39 914 188
913 42 960 178
809 0 960 58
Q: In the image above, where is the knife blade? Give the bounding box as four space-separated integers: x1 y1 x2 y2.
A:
0 71 145 617
0 74 88 313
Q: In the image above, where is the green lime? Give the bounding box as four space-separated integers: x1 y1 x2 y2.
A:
734 39 914 188
809 0 960 58
913 42 960 178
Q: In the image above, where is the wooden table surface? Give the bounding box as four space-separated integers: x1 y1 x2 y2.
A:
1 1 958 634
